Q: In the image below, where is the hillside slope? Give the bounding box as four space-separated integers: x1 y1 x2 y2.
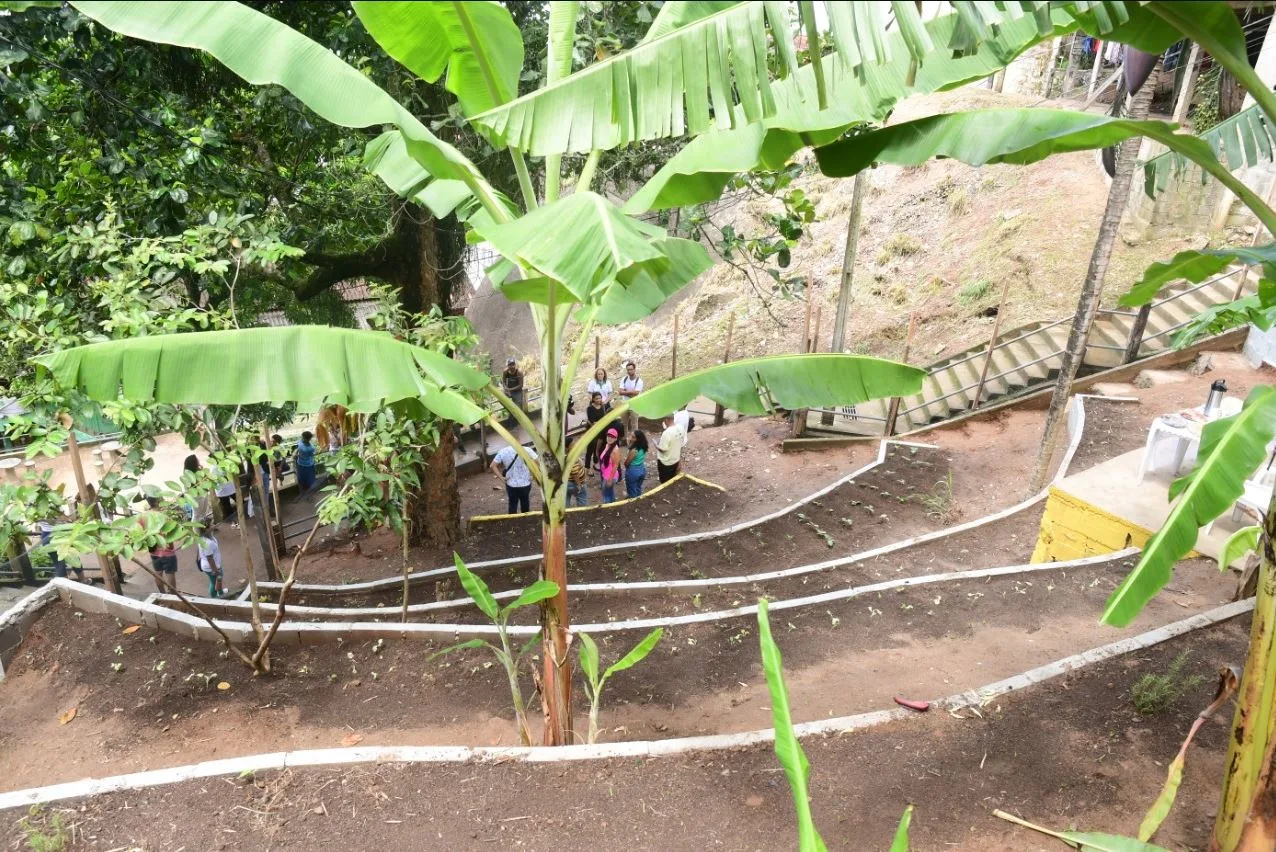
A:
471 89 1211 399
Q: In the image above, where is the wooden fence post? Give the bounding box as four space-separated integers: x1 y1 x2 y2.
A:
811 304 822 354
64 421 120 594
973 279 1014 405
594 335 600 372
671 311 679 379
884 314 918 437
713 314 735 427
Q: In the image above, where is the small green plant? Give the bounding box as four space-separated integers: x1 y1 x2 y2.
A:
577 628 663 744
912 474 957 524
19 805 70 852
1131 651 1207 716
433 554 558 746
957 279 993 305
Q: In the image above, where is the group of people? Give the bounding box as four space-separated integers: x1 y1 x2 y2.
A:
135 430 323 598
489 360 694 513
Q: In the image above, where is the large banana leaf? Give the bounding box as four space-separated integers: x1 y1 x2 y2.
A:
1121 245 1276 307
352 1 522 117
758 598 827 852
625 9 1068 214
468 1 1172 158
627 354 924 418
70 1 490 200
641 1 745 43
811 108 1276 235
474 192 694 301
815 109 1207 176
1143 104 1276 197
363 132 473 218
1102 387 1276 627
593 238 714 324
491 235 712 325
33 327 490 424
1170 294 1276 350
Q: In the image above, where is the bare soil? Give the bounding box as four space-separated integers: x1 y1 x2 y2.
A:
0 540 1237 793
6 614 1249 851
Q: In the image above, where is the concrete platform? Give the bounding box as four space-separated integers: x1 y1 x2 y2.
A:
1033 448 1242 564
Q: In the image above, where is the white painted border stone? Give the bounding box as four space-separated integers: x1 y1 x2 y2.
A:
0 595 1250 812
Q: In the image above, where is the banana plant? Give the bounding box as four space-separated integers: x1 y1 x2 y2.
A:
758 598 825 851
41 0 955 747
432 554 559 747
576 627 663 745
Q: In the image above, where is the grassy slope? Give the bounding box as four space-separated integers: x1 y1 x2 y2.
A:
579 89 1210 392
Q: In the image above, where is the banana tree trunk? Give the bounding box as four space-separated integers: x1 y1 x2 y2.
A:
1213 487 1276 850
539 307 574 745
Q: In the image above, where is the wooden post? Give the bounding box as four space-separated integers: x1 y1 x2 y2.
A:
713 314 735 427
260 425 285 559
802 295 814 353
884 315 918 437
1088 40 1103 95
64 422 119 594
811 304 823 354
671 311 679 379
973 279 1014 405
1172 42 1201 124
594 335 600 372
1042 38 1063 98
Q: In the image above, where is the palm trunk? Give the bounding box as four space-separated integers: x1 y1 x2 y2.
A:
1213 487 1276 851
1029 64 1157 492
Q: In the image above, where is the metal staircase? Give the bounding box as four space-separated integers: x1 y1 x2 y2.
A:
808 265 1257 436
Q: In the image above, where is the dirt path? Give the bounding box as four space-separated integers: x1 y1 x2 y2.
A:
5 615 1248 851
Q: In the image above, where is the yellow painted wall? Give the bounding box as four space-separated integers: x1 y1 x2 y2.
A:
1031 486 1160 563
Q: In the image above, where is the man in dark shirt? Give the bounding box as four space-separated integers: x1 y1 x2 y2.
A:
502 357 526 410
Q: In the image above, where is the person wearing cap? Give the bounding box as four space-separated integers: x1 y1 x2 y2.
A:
597 427 624 504
501 357 526 411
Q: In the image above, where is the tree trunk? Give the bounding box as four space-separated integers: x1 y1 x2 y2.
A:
1029 63 1158 492
411 423 461 548
1213 488 1276 851
538 305 573 745
1122 303 1153 364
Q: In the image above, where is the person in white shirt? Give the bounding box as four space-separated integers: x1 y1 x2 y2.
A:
656 414 685 483
196 523 225 597
673 408 694 448
618 361 644 433
490 444 539 514
587 367 613 405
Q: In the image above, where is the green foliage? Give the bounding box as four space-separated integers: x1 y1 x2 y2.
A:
1189 65 1224 134
913 473 958 523
17 805 70 852
433 554 558 746
626 354 925 419
890 805 914 852
757 598 826 852
577 627 663 744
35 326 489 423
0 470 67 558
957 280 993 306
1104 387 1276 626
1120 244 1276 307
1130 652 1207 716
1220 525 1261 570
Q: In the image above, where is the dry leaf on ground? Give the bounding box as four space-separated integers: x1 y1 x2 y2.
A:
341 732 364 747
58 706 78 725
122 625 141 635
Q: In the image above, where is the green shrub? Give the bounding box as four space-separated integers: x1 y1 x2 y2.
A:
957 280 993 305
1131 651 1207 715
